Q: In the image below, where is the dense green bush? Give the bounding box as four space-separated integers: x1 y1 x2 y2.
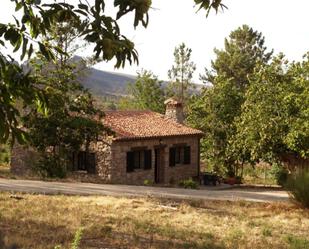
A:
271 164 289 186
178 178 198 189
143 179 153 186
34 155 67 178
285 169 309 208
0 144 10 165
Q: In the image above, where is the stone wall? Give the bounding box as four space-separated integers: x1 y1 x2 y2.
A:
10 143 40 175
10 134 201 186
108 136 200 185
89 135 113 182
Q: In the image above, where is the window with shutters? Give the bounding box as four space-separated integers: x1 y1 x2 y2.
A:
127 149 152 172
169 145 191 166
72 151 96 173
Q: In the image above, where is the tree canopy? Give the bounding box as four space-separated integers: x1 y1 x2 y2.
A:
168 43 196 102
233 54 309 164
127 69 165 113
23 19 105 177
202 24 273 89
188 25 273 175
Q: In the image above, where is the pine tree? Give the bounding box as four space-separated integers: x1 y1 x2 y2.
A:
168 43 196 102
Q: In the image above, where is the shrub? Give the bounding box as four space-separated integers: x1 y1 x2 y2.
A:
178 178 198 189
235 176 242 184
271 164 289 186
285 169 309 208
0 144 10 165
34 155 67 178
143 179 153 186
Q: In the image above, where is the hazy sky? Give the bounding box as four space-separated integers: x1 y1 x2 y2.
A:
2 0 309 83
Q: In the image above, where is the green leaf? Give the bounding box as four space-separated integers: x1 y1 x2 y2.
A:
78 4 88 11
13 34 22 52
20 36 28 60
28 43 34 59
39 42 51 60
54 46 68 56
15 2 23 12
74 9 88 16
95 0 101 13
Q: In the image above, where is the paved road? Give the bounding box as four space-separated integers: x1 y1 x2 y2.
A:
0 178 289 203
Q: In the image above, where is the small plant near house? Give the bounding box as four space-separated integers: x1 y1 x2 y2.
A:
178 178 198 189
143 179 153 186
285 169 309 208
34 155 67 179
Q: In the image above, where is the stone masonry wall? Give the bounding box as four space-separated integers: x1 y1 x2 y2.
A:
10 135 200 186
89 135 113 182
10 143 40 175
109 136 200 185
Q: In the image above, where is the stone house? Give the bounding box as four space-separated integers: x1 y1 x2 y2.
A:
11 99 204 185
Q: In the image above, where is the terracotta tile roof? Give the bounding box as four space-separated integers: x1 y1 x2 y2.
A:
103 110 203 141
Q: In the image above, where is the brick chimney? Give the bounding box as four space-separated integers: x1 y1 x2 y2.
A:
164 98 184 124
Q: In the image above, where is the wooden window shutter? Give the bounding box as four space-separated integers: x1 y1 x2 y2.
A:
87 153 96 174
72 152 78 171
144 150 152 169
184 146 191 164
127 152 134 172
169 147 176 167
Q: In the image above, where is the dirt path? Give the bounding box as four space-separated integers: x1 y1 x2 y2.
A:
0 178 289 202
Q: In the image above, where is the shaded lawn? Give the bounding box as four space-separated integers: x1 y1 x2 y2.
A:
0 193 308 249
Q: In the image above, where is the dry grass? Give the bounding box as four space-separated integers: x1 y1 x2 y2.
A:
0 193 308 249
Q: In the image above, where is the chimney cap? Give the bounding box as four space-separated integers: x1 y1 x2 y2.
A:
164 98 182 106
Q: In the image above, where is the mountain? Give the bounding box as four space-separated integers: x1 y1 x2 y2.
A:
80 68 205 98
80 68 136 97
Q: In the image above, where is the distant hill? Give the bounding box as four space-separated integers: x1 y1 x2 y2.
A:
80 67 205 98
80 68 136 97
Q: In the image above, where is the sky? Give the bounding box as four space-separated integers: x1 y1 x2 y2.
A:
1 0 309 83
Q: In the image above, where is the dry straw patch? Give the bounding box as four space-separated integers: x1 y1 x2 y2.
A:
0 193 308 249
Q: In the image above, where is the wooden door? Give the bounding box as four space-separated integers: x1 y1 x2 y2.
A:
155 148 165 183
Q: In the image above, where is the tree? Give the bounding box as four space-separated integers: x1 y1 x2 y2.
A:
187 77 244 175
0 0 225 144
202 24 273 89
233 54 309 165
23 20 105 177
188 25 272 176
127 69 165 113
168 43 196 102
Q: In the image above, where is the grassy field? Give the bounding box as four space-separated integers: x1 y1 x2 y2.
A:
0 193 308 249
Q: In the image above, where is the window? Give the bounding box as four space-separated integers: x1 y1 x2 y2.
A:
169 145 191 166
127 150 152 172
72 151 96 173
